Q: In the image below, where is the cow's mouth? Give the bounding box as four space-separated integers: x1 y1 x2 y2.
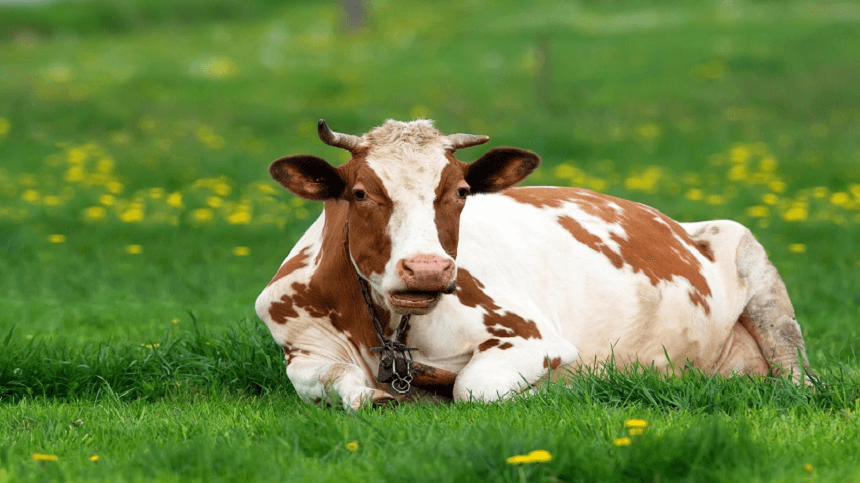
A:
388 291 441 312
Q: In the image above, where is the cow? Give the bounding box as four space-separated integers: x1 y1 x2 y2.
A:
255 119 812 409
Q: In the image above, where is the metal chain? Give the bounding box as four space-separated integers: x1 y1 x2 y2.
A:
347 222 418 395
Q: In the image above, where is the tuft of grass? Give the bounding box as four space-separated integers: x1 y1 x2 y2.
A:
0 318 290 402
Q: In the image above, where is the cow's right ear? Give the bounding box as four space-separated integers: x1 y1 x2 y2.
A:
269 155 346 200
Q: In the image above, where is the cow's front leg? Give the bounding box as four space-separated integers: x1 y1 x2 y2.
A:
452 339 578 402
286 351 395 410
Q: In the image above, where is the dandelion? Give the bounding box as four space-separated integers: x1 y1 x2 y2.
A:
789 243 807 254
126 244 143 254
192 208 215 224
705 194 726 205
228 210 252 225
99 194 115 206
782 205 808 222
166 192 183 208
813 187 829 199
43 195 62 206
22 189 40 203
768 181 786 193
107 181 124 194
346 442 358 451
120 207 144 223
628 428 645 436
83 206 107 221
0 117 10 136
48 234 66 244
804 463 814 473
747 205 769 218
233 246 251 256
206 196 223 208
762 193 779 205
624 419 648 428
32 453 58 462
506 450 552 464
613 437 632 447
144 343 160 349
171 318 180 325
685 189 704 201
830 192 850 207
636 123 661 140
90 455 99 462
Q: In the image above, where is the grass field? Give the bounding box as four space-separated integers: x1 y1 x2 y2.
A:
1 0 860 481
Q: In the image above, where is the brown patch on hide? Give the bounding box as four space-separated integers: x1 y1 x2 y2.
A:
551 188 712 314
695 240 715 262
478 338 501 352
435 157 468 258
339 158 393 279
268 247 312 286
504 187 568 209
456 268 542 340
498 342 513 350
543 357 562 370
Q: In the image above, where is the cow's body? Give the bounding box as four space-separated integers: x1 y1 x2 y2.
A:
256 120 810 409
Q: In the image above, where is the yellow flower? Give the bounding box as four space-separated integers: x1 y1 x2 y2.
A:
747 205 769 218
228 210 252 225
624 419 648 428
768 181 786 193
685 189 704 201
32 453 58 462
171 318 180 325
99 194 115 206
782 205 808 222
789 243 807 254
346 442 358 451
90 455 99 462
126 244 143 254
144 343 160 349
192 208 214 224
762 193 779 205
628 428 644 436
166 192 183 208
0 117 10 136
120 208 144 223
613 437 632 447
22 189 40 203
804 463 813 473
107 181 124 194
233 246 251 256
206 196 223 208
831 192 850 207
83 206 107 221
48 234 66 244
506 450 552 465
636 123 661 140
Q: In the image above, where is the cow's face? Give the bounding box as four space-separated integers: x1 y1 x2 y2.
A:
270 120 539 315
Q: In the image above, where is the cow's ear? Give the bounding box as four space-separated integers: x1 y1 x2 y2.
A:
269 155 345 200
464 147 540 194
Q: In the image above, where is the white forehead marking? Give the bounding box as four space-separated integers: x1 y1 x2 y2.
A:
362 119 451 204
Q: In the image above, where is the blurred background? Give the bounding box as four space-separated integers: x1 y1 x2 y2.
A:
0 0 858 367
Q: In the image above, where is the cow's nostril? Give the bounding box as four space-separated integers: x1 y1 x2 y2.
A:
397 255 456 291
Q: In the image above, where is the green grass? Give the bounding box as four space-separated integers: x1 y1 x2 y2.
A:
1 0 860 481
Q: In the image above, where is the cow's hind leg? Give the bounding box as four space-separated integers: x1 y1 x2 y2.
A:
736 232 812 382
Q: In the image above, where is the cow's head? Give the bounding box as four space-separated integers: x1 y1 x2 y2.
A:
270 119 539 315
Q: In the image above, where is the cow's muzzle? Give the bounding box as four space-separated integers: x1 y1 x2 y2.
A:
390 255 456 314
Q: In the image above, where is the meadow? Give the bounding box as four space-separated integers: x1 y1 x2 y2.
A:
1 0 859 481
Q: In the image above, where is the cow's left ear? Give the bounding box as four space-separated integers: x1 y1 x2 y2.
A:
269 155 346 200
464 147 540 194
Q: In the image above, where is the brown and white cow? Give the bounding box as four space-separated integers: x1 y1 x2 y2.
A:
255 119 812 409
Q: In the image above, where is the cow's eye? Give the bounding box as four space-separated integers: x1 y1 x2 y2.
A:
457 188 470 198
353 190 366 200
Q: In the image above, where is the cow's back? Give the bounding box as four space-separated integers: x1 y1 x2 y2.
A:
447 186 751 371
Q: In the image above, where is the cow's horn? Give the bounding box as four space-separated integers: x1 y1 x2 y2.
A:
318 119 361 152
447 133 490 150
